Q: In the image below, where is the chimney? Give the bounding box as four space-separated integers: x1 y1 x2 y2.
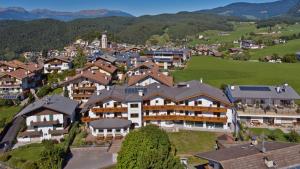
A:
231 85 235 90
187 84 190 88
284 83 288 87
138 89 144 96
92 70 95 74
81 71 83 74
200 78 203 84
276 87 281 93
157 85 160 89
65 77 68 81
107 86 110 91
97 90 100 95
35 64 38 68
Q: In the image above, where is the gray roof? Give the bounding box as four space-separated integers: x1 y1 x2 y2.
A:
16 95 79 117
84 80 231 110
90 119 132 129
195 142 300 169
227 85 300 101
99 54 117 63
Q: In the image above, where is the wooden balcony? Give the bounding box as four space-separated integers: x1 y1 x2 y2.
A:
72 93 92 98
92 107 128 113
143 105 227 113
143 115 227 123
81 117 127 123
72 86 96 91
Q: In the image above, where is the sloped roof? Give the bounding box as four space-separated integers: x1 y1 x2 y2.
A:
227 85 300 100
6 69 35 80
129 61 159 72
62 70 111 86
16 95 79 117
128 70 173 87
84 80 231 109
44 57 71 63
84 59 117 74
196 142 300 169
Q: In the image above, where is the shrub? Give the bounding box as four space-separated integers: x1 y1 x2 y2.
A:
23 161 39 169
285 130 299 142
0 153 11 162
282 54 297 63
36 85 52 98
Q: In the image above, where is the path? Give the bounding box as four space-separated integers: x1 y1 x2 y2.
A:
64 147 115 169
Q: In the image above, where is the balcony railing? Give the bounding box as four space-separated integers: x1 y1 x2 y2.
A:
143 105 227 113
30 120 60 127
92 107 128 113
143 115 227 123
72 86 96 91
72 93 93 98
81 117 128 123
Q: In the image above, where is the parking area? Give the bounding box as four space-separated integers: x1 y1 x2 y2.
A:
64 147 115 169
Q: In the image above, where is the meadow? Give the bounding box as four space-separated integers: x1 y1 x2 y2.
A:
173 56 300 93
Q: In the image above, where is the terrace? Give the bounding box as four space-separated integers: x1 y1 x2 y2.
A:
143 115 227 123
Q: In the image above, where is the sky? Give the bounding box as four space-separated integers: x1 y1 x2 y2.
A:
0 0 276 16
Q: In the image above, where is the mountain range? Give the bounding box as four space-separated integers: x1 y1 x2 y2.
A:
0 7 133 21
199 0 300 19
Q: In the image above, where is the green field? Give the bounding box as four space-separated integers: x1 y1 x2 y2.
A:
168 130 216 165
0 106 22 131
249 39 300 59
173 56 300 93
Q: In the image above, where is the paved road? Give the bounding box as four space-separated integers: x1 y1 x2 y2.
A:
64 147 115 169
0 116 24 152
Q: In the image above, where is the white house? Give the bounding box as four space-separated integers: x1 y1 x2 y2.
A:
82 81 234 133
43 57 72 74
17 95 79 142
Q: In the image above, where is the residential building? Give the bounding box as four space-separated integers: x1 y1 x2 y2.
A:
62 70 111 102
127 61 159 76
127 70 173 87
17 95 79 142
82 80 233 132
0 60 43 99
144 49 191 69
83 59 117 78
240 40 262 49
43 57 72 74
225 84 300 127
195 141 300 169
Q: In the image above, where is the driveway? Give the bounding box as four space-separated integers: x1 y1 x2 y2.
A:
64 147 115 169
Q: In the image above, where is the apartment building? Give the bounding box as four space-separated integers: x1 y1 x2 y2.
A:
226 84 300 127
0 60 43 99
17 95 79 142
83 59 117 78
82 81 233 133
62 70 111 102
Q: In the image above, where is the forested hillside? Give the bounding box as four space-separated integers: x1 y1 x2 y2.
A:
0 12 238 56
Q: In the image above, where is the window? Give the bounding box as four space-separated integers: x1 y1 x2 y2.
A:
155 100 159 104
107 129 112 132
116 129 121 132
145 111 149 116
131 113 139 118
49 114 53 121
130 104 139 108
99 129 104 133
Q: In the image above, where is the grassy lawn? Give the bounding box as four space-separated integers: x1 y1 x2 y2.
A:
248 128 287 142
172 56 300 93
49 87 63 95
0 106 22 131
9 143 44 162
168 130 216 165
249 39 300 59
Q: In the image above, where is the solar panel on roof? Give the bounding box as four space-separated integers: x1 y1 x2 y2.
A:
239 86 271 91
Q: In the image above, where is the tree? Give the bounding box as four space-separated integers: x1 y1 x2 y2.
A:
286 130 299 142
72 49 87 69
282 54 297 63
38 142 65 169
116 125 183 169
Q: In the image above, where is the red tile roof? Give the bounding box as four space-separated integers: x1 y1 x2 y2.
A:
128 70 173 87
6 69 34 80
84 60 117 74
63 70 111 85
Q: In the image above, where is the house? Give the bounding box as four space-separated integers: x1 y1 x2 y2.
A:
296 52 300 61
144 49 191 69
0 60 43 99
82 80 233 133
240 40 261 49
225 84 300 127
195 141 300 169
62 70 111 102
228 48 242 55
114 52 140 69
43 57 72 74
127 61 160 76
83 59 117 78
97 54 117 64
127 70 173 87
16 95 79 142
